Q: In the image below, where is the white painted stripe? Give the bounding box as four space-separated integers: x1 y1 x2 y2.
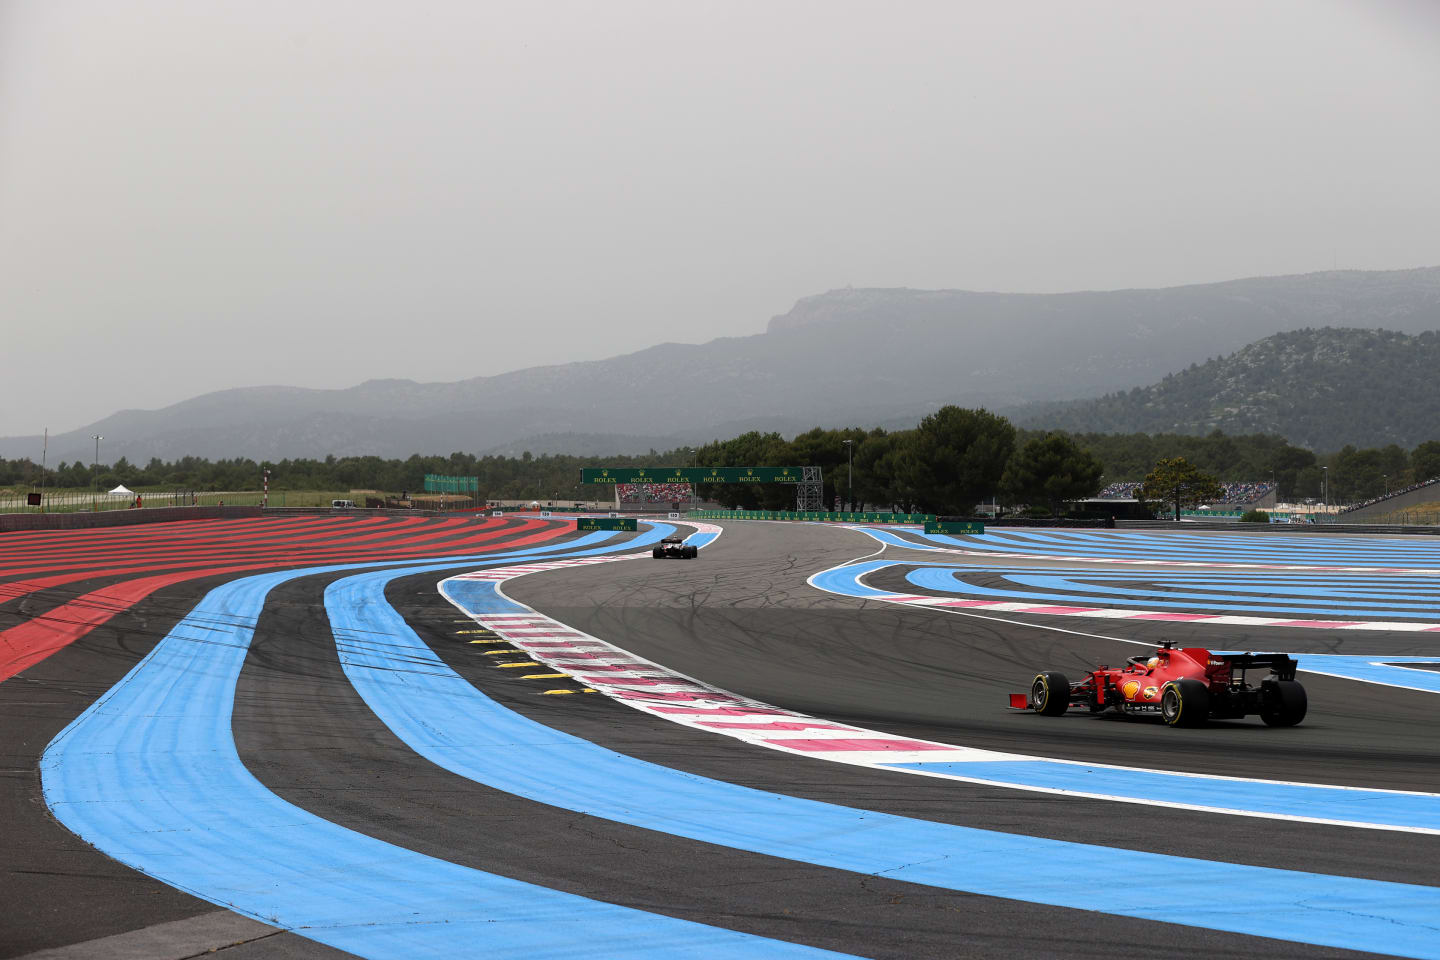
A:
436 524 1440 834
861 568 1440 633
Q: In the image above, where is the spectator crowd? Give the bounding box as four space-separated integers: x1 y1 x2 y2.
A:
1097 481 1144 499
1340 475 1440 514
1214 481 1275 505
1096 480 1275 505
617 482 693 504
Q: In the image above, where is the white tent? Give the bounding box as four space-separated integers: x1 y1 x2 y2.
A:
107 484 135 497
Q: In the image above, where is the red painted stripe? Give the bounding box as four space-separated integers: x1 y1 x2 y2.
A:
0 517 413 573
612 690 743 703
579 676 673 686
1132 612 1216 622
0 519 550 609
699 721 852 731
652 706 800 717
767 738 954 752
518 642 605 649
0 520 572 682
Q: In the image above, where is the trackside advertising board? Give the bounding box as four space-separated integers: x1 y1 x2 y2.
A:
924 521 985 535
577 517 638 532
581 467 806 484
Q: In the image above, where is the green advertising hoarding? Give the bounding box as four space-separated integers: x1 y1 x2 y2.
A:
577 517 638 532
423 473 479 493
923 521 985 535
580 467 805 484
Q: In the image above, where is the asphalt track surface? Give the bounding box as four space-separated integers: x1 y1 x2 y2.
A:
3 516 1439 958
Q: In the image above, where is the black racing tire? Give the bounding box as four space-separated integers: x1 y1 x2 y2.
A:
1161 678 1210 727
1030 672 1070 716
684 545 698 559
1260 680 1308 727
652 547 664 559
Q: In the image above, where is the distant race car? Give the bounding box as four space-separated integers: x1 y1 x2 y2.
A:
1011 641 1306 727
652 536 698 559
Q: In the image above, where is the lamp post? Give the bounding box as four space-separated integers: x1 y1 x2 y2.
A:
1383 474 1388 497
1321 465 1328 511
91 434 103 512
842 439 853 513
39 427 48 513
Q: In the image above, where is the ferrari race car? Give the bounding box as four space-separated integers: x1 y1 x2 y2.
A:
1011 641 1306 727
652 536 698 559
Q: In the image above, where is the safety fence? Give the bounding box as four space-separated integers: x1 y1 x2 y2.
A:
0 489 204 513
690 509 936 524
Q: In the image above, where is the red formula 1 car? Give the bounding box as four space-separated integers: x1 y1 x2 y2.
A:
1010 641 1307 727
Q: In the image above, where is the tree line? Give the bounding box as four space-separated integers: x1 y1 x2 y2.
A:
2 409 1438 513
689 415 1440 513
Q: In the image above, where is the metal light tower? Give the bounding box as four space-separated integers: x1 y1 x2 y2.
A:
39 427 48 513
842 439 853 512
91 434 103 512
1321 465 1328 511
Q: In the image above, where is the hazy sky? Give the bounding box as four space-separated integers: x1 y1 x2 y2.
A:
2 0 1438 437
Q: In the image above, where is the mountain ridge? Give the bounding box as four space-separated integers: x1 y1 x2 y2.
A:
6 266 1438 464
1015 326 1440 449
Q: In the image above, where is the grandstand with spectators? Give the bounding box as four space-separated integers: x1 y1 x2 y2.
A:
617 482 693 509
1097 481 1143 499
1095 480 1276 508
1336 474 1440 515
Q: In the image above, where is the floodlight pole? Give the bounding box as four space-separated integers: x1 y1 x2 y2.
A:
39 427 47 513
842 439 853 512
91 434 103 512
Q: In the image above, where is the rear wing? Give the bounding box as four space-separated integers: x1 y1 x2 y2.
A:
1222 653 1298 681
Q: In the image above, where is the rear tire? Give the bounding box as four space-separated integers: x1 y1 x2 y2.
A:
684 545 698 559
1030 672 1070 716
652 547 664 559
1161 678 1209 727
1261 680 1307 727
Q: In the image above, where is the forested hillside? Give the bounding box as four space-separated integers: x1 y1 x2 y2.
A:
1019 328 1440 449
9 413 1436 513
6 268 1439 464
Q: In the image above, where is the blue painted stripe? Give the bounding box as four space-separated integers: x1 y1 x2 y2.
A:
902 567 1440 620
846 527 944 551
684 530 720 549
808 559 1440 828
321 565 1440 957
883 761 1440 830
807 560 903 598
1291 656 1440 695
1011 573 1440 611
897 529 1440 566
41 533 846 959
